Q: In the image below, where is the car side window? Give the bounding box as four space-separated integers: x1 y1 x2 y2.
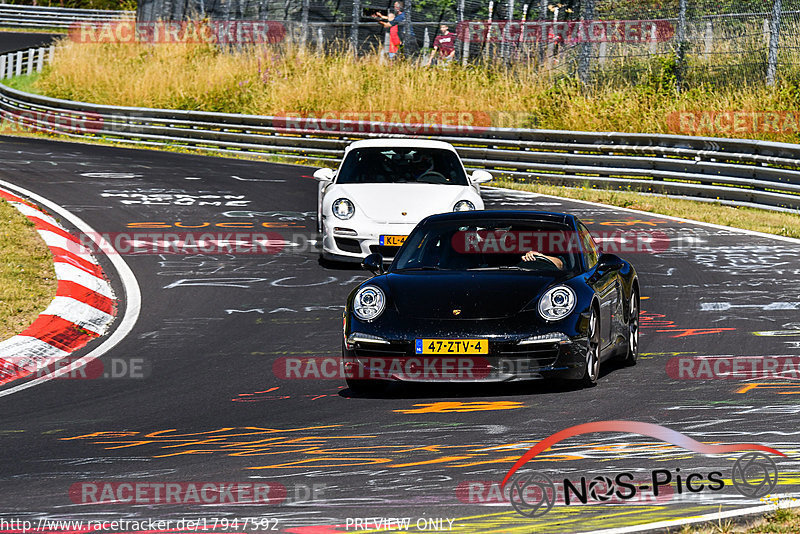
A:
578 223 599 269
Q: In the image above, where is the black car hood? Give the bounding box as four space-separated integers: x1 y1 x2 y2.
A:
385 271 568 320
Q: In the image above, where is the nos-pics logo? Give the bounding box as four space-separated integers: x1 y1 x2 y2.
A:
500 421 783 518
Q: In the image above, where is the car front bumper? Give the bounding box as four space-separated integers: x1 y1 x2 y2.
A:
322 220 418 262
341 332 588 383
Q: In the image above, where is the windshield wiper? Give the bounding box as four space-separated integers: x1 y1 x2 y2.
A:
466 266 526 271
396 266 447 271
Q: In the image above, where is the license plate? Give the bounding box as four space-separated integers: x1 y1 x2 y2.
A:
380 235 407 247
415 339 488 355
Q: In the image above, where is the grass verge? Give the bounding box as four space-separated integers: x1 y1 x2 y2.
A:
23 39 800 143
672 504 800 533
0 198 56 340
491 180 800 239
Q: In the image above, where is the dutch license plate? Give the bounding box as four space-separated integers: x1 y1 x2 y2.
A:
380 235 407 247
415 339 488 355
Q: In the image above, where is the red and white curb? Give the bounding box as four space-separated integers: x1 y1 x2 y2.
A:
0 187 116 386
0 180 141 393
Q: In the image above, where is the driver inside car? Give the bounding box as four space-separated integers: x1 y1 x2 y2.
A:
521 250 565 269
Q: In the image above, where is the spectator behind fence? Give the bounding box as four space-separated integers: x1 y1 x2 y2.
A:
375 1 407 59
429 23 455 66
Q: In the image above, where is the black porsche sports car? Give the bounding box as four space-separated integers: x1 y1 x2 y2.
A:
341 211 640 392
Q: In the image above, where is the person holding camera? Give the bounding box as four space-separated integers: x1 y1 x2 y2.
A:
374 1 407 59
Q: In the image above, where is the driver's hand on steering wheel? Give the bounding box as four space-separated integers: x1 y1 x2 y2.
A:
521 250 564 269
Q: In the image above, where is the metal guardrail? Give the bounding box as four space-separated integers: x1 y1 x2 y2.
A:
0 45 799 213
0 4 132 29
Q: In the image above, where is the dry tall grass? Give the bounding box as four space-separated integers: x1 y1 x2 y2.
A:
33 38 800 142
0 199 56 340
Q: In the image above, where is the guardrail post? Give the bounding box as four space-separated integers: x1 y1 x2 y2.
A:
0 55 5 81
649 23 657 55
36 47 45 72
703 21 712 59
26 49 34 75
15 51 22 77
316 27 324 54
675 0 687 92
767 0 782 86
350 0 360 55
4 53 11 79
48 44 55 64
577 0 594 84
301 0 309 48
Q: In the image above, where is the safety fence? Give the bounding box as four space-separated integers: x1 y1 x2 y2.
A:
1 44 799 212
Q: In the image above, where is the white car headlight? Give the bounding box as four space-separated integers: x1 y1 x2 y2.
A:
453 200 475 212
353 285 386 321
332 198 355 220
538 285 576 321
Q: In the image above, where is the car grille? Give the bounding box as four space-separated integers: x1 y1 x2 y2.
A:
335 237 362 254
353 345 408 359
369 245 401 257
498 343 560 367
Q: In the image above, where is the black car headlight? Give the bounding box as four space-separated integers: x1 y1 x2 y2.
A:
538 285 576 321
353 285 386 321
332 198 355 220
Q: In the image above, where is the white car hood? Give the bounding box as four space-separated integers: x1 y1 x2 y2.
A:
330 183 479 223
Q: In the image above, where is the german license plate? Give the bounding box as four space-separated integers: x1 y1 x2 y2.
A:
380 235 407 247
415 339 488 355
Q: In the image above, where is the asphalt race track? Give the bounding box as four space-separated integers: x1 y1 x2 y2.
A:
0 32 58 54
0 132 798 533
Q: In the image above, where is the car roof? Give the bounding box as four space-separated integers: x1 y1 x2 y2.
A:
344 138 458 152
420 210 577 227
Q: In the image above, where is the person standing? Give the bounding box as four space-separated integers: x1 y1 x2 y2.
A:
376 1 407 59
429 23 456 65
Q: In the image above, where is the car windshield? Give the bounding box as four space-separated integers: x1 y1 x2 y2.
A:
392 220 583 275
336 147 469 185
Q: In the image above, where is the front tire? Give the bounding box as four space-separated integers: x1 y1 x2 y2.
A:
580 307 601 388
622 289 639 366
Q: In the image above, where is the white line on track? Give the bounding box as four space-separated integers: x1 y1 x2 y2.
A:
0 179 142 397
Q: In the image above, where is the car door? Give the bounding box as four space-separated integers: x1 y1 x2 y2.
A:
579 223 616 351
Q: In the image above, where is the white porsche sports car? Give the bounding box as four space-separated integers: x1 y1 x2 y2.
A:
315 139 491 262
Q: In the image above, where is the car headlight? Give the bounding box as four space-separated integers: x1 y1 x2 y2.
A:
453 200 475 212
332 198 355 220
538 285 576 321
353 285 386 321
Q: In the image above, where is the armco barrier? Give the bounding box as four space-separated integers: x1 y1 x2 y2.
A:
0 4 131 29
1 45 799 212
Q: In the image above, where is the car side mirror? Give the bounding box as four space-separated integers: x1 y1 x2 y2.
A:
313 167 335 182
596 253 624 272
470 170 493 184
362 253 385 275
